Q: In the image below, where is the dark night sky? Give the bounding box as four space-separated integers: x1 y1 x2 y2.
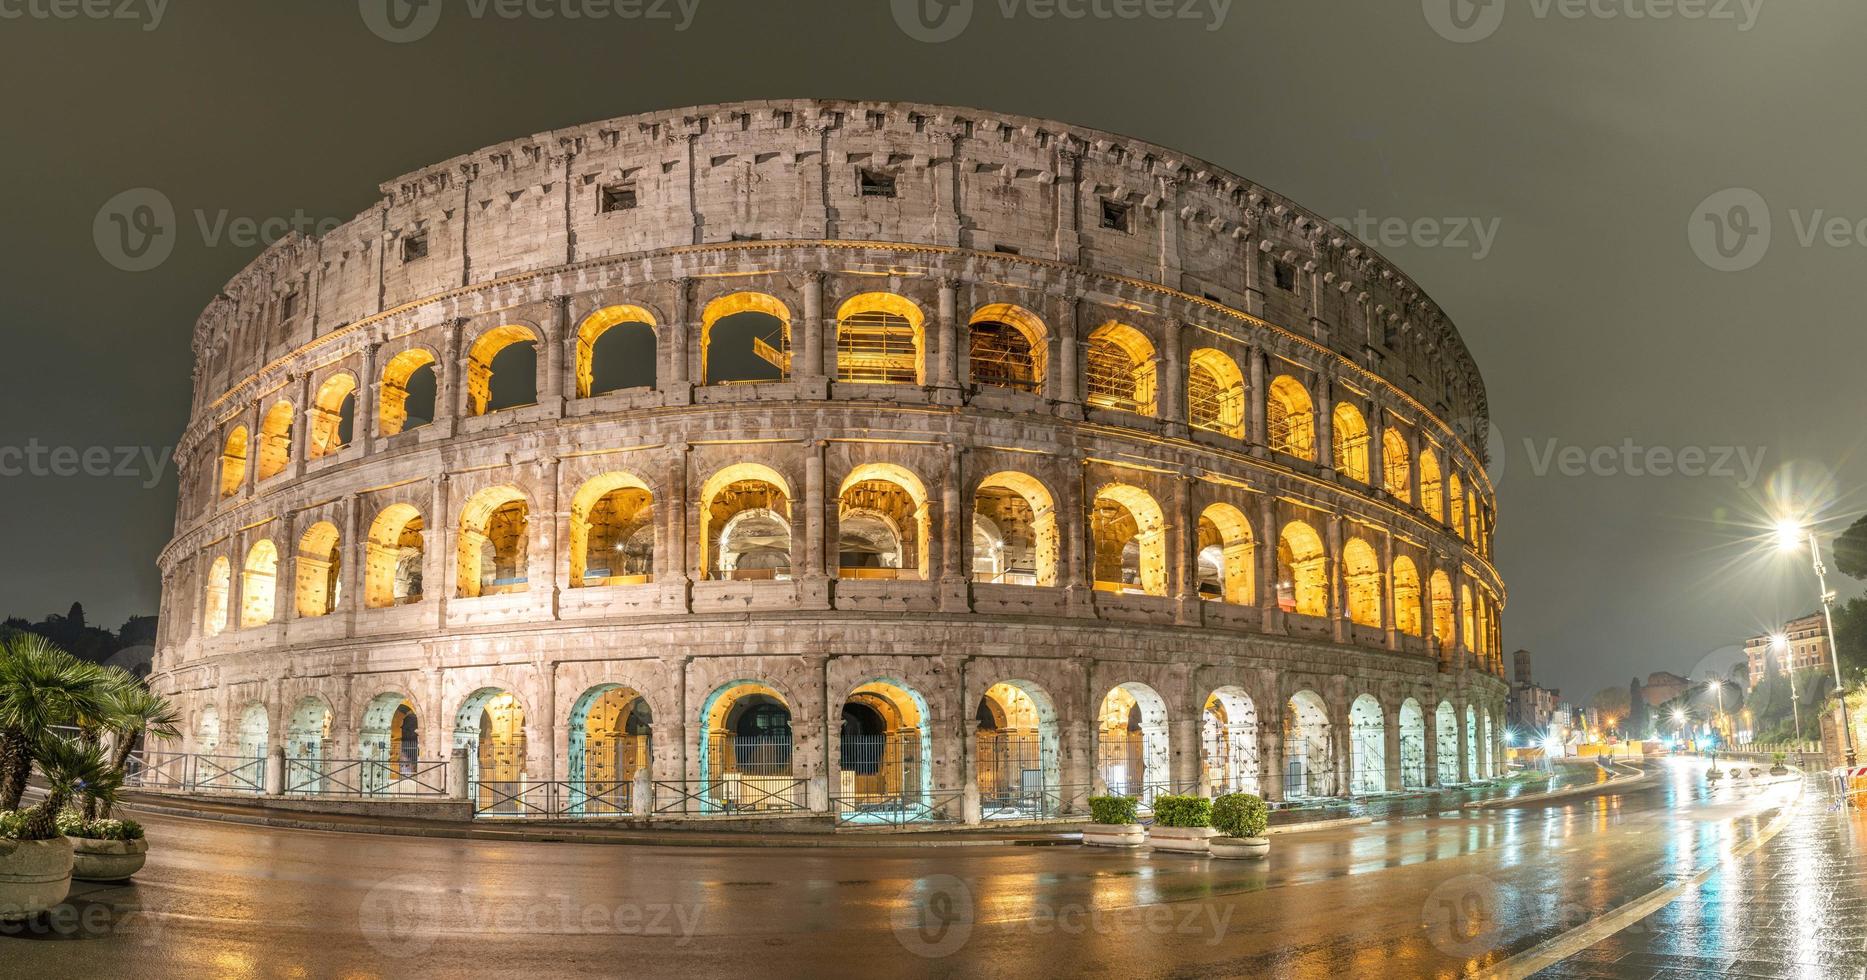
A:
1 0 1860 703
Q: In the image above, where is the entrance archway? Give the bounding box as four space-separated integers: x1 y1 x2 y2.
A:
1399 699 1427 789
1095 682 1170 803
837 680 932 811
455 688 527 814
285 696 333 794
1348 694 1386 795
194 705 221 755
568 685 652 815
974 680 1060 818
1283 691 1334 798
698 682 799 811
1201 687 1259 795
1436 701 1460 785
358 692 422 794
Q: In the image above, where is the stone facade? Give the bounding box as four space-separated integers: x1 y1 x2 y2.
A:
150 100 1509 810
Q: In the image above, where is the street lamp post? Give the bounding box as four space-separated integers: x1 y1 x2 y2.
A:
1778 520 1856 767
1774 632 1802 741
1707 679 1727 743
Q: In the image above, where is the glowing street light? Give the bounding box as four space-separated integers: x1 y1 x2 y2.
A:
1772 631 1802 739
1776 516 1855 766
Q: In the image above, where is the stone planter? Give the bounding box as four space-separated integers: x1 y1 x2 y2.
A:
70 836 149 882
1082 823 1146 848
1770 765 1790 777
1707 767 1724 780
1210 836 1270 860
0 837 73 920
1146 825 1217 855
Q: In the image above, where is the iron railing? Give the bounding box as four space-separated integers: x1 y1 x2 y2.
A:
980 781 1091 821
282 757 450 798
465 780 637 819
191 754 267 793
831 789 964 828
650 776 809 816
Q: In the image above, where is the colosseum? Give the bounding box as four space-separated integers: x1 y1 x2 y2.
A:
149 99 1508 823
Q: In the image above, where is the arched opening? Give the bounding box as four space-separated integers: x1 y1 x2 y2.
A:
968 304 1045 394
569 473 655 588
257 401 294 481
1382 427 1410 499
219 426 249 498
456 486 529 598
1332 402 1370 482
1084 322 1157 416
1276 521 1328 618
1449 470 1466 538
567 685 651 815
365 504 425 608
1464 704 1479 780
379 348 438 437
1202 687 1259 795
240 539 278 628
702 292 790 385
358 692 422 793
1187 348 1245 438
1419 447 1444 518
455 688 527 814
465 325 539 416
1436 701 1460 784
1348 694 1386 795
975 680 1061 818
1399 699 1427 789
698 681 800 811
1283 690 1335 798
700 464 792 581
1095 683 1170 803
1393 556 1423 637
1478 708 1493 778
293 521 342 618
577 305 658 397
836 292 925 385
972 471 1058 587
1343 537 1383 628
284 695 333 794
1267 375 1316 460
203 556 231 637
236 702 269 760
194 705 221 755
1091 484 1167 596
838 463 928 580
1430 570 1455 660
1196 503 1255 604
837 680 932 811
1461 583 1476 655
308 374 358 459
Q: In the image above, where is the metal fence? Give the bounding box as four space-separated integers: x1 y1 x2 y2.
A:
650 776 809 816
189 754 267 793
981 781 1092 821
832 789 965 828
283 757 450 798
468 780 633 818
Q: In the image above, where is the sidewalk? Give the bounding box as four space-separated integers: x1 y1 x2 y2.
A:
1533 778 1867 978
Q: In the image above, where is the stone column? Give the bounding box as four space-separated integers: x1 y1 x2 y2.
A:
1061 454 1091 616
1259 712 1285 802
534 457 561 616
1258 494 1279 633
1056 296 1082 419
1381 533 1399 651
939 444 967 611
427 474 451 621
934 277 960 401
1326 515 1347 643
539 296 568 415
1246 346 1268 457
799 440 830 609
357 341 380 454
1451 569 1467 669
1171 716 1200 794
435 320 462 438
273 511 296 625
1424 706 1441 788
796 272 826 395
341 493 365 620
1366 398 1384 494
1407 426 1423 513
660 442 692 612
664 278 694 405
1159 319 1185 433
1455 700 1472 783
1383 703 1403 792
288 373 311 479
1315 372 1335 477
1170 473 1200 626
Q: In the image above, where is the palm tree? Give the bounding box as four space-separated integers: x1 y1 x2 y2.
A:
0 631 113 810
14 733 119 840
88 669 180 819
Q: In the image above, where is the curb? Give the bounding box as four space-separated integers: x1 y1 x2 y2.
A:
1461 764 1654 809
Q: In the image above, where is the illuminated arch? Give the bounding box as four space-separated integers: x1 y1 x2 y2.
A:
1267 375 1315 459
702 292 791 385
1419 446 1444 519
240 539 278 628
293 521 342 618
1284 690 1335 797
972 471 1059 587
1090 483 1167 596
1187 348 1246 438
454 688 527 809
1348 694 1386 794
1392 555 1423 637
1399 699 1427 789
569 471 656 588
357 691 422 790
1202 687 1259 795
697 681 799 811
835 292 925 385
975 680 1061 813
203 555 231 637
838 679 934 806
567 684 652 815
699 463 793 581
1195 502 1255 604
1382 427 1410 499
257 400 294 481
968 303 1046 394
308 373 359 459
837 462 930 580
1461 582 1476 653
1084 322 1157 416
365 503 425 608
219 425 249 498
1276 520 1328 618
1449 470 1466 538
379 348 438 437
456 486 530 598
1436 701 1460 784
1332 402 1370 482
1095 682 1170 802
465 324 539 416
1430 570 1455 659
1342 536 1382 628
576 304 658 398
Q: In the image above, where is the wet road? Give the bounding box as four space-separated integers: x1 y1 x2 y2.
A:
3 758 1800 979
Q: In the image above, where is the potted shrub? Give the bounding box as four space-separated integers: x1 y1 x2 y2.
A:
1146 794 1216 855
1209 792 1270 860
0 736 117 919
59 814 147 882
1770 753 1790 777
1082 795 1144 847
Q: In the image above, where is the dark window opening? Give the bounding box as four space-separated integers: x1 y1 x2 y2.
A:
402 233 429 263
280 292 299 321
600 183 637 213
993 244 1021 255
587 321 658 395
859 168 897 198
1100 199 1131 232
1274 262 1297 291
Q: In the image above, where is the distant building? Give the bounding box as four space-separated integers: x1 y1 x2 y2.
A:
1744 612 1829 690
1508 649 1562 733
1641 671 1691 707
